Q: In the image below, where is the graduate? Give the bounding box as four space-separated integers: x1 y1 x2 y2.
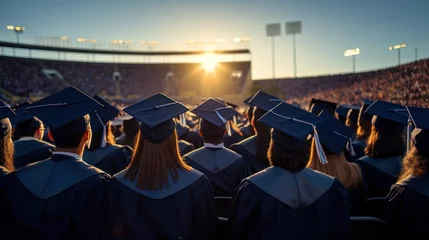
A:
240 105 255 138
345 105 360 140
11 103 55 169
83 96 132 175
309 98 337 115
115 114 139 148
178 137 195 156
347 99 374 161
356 100 407 198
3 87 110 239
307 110 364 212
231 90 281 174
0 99 16 177
230 102 349 240
183 98 250 196
176 122 204 149
336 104 352 124
384 106 429 239
103 93 217 239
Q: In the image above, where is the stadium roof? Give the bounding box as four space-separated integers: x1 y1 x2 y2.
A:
0 41 250 56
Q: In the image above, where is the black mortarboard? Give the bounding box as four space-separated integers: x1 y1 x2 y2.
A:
336 105 353 118
213 98 239 109
258 102 328 164
123 93 189 144
0 99 16 137
407 106 429 157
10 102 34 127
365 100 409 133
243 96 254 106
309 99 337 115
24 86 103 131
248 90 282 112
318 110 355 155
358 98 375 124
191 98 238 127
347 106 360 123
90 96 120 132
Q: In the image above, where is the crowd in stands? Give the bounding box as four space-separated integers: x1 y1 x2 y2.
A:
0 56 249 103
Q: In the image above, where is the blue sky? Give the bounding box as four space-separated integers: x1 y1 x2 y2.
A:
1 0 429 79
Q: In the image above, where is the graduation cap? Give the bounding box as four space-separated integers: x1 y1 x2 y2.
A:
243 96 254 106
0 99 16 137
248 90 282 112
191 98 238 136
24 86 103 131
336 105 353 118
90 96 120 148
358 98 375 124
364 100 409 132
318 110 355 156
258 102 328 164
123 93 189 144
9 102 35 127
309 99 337 115
407 106 429 156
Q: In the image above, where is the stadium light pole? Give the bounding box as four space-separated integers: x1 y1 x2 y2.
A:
285 21 302 78
389 43 406 66
266 23 281 79
6 25 25 43
344 48 360 73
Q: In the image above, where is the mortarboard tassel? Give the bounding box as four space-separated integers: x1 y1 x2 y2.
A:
313 127 328 164
233 115 237 126
347 138 356 156
179 113 186 127
226 120 232 137
407 117 412 153
95 112 107 148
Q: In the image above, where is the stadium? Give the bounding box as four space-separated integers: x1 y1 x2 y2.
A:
2 1 429 239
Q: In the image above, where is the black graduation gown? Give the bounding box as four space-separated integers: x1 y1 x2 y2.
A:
184 147 251 196
345 139 366 162
179 140 195 156
0 166 9 235
230 136 269 174
103 168 218 239
83 144 132 175
356 155 402 198
3 154 110 239
223 130 245 148
230 167 350 240
240 124 255 139
13 139 55 169
384 174 429 239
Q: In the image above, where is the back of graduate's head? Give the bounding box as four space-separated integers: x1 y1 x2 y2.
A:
123 118 139 148
252 107 271 163
346 108 359 133
126 123 191 191
49 114 92 149
357 104 372 140
0 118 14 171
365 117 406 158
88 121 115 150
268 129 309 173
199 118 225 145
13 117 44 140
399 146 429 182
308 140 362 189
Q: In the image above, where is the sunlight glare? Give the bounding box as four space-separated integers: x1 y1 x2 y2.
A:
201 53 217 72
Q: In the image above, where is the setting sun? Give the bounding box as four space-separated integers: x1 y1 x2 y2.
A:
201 53 218 72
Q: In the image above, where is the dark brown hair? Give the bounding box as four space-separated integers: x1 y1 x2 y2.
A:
398 147 429 181
125 130 191 190
365 125 406 158
268 139 309 173
252 108 271 166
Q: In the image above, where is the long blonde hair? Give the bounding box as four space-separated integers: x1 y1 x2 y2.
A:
125 130 191 190
307 139 362 189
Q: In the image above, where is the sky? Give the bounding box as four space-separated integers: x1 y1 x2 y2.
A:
1 0 429 80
